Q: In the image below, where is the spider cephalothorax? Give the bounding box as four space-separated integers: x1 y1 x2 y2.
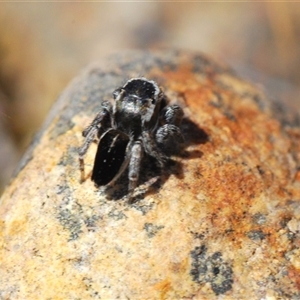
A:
78 77 184 203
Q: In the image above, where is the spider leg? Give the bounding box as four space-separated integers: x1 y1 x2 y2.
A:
142 131 167 167
156 104 184 155
159 104 184 126
156 124 184 155
127 140 143 203
78 101 112 182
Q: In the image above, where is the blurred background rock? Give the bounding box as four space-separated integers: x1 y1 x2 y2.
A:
0 2 300 194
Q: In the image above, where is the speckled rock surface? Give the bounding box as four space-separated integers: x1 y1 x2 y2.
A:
1 50 300 299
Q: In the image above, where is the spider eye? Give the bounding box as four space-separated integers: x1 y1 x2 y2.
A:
151 98 156 105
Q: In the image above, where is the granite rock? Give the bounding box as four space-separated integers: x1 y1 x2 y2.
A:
0 50 300 299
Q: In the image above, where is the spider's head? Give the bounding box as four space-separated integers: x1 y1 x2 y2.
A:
122 78 160 101
114 78 160 104
113 78 163 123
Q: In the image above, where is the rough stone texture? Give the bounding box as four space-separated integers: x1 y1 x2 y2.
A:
0 50 300 299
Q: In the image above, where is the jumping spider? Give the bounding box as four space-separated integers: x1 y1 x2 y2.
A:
78 77 184 203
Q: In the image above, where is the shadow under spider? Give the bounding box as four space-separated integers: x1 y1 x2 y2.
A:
104 118 209 202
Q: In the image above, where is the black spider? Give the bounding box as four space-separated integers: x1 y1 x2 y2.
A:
78 77 184 203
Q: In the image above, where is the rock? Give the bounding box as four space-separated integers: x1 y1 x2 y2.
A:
0 50 300 299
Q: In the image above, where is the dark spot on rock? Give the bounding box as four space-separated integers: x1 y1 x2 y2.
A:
280 216 292 228
247 230 266 241
209 100 222 109
190 245 208 281
108 209 127 220
252 213 266 225
213 266 220 275
252 93 268 111
144 223 164 238
192 54 230 75
223 111 236 121
56 184 69 195
191 232 206 240
57 189 102 239
240 92 268 112
211 266 234 296
190 245 233 296
57 196 83 241
82 277 101 299
271 100 300 128
50 115 75 139
84 215 100 232
132 201 155 215
58 146 78 166
287 231 295 241
256 165 265 176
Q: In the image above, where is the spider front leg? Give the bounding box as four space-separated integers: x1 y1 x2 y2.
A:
127 140 143 203
142 131 168 167
156 125 184 155
160 104 184 127
156 105 184 155
78 101 112 182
